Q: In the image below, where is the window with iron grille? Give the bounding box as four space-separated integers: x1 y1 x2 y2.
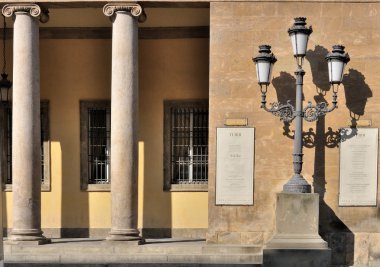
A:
1 101 50 191
164 100 208 191
80 101 111 191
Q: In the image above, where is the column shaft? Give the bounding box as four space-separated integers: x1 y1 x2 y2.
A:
10 11 47 242
107 10 142 242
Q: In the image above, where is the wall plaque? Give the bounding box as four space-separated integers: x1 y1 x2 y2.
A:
216 128 254 205
339 127 378 206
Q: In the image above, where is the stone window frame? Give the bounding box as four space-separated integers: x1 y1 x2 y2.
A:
163 99 209 192
80 100 111 192
1 100 51 192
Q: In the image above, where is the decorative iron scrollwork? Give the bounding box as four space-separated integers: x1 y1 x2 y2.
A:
263 101 295 122
303 99 337 122
340 127 358 142
261 92 295 122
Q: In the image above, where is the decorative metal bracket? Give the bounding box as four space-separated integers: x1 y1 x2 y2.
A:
303 91 337 122
340 127 358 142
261 92 295 122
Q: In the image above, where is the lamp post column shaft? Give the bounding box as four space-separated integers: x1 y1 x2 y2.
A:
293 68 304 176
283 67 311 193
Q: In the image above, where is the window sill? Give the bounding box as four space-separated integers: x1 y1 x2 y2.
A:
81 183 111 192
166 183 208 192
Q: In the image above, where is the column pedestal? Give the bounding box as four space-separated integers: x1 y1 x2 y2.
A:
263 193 331 267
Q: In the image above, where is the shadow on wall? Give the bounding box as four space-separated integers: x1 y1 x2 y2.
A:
271 45 373 266
342 69 373 119
272 71 302 107
306 45 330 94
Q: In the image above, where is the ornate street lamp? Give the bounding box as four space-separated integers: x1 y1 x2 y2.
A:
253 17 350 193
288 17 313 66
0 15 11 104
254 45 277 89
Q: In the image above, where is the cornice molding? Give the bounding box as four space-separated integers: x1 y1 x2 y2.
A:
103 3 142 17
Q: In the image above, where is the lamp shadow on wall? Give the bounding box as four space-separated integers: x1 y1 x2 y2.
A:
342 68 373 119
272 71 302 107
271 44 373 266
307 46 372 266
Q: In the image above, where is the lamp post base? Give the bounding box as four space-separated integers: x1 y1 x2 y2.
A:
263 192 331 267
283 174 311 193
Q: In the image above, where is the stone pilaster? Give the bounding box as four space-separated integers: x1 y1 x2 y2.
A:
103 3 143 243
2 4 49 244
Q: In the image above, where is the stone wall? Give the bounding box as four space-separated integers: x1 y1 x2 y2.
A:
208 2 380 266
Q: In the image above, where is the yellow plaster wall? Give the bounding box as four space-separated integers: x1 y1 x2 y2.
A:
2 37 209 231
139 39 209 229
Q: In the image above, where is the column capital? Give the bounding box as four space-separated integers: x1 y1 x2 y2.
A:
2 4 41 17
103 3 142 17
2 4 49 23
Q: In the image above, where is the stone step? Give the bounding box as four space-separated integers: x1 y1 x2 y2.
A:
5 264 263 267
201 245 262 254
6 253 263 264
7 243 262 255
4 239 264 265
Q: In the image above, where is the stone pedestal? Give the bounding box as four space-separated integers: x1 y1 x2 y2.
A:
263 193 331 267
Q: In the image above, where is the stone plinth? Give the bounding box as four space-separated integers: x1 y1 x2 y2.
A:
263 193 331 266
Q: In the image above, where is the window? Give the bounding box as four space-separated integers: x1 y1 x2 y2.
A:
1 101 50 191
164 100 209 191
80 101 111 191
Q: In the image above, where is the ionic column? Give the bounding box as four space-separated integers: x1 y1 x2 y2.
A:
2 4 49 244
103 3 143 243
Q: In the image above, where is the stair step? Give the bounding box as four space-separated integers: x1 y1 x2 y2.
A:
5 264 263 267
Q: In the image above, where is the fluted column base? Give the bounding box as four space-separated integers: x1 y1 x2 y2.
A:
106 228 144 244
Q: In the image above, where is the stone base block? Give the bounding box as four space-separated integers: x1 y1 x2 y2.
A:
268 193 328 248
263 248 331 267
263 193 331 266
5 238 51 245
105 239 145 245
266 233 328 249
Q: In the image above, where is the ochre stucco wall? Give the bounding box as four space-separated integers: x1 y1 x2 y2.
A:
2 37 209 234
208 2 380 266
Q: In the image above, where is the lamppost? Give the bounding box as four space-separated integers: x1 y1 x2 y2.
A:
253 17 350 193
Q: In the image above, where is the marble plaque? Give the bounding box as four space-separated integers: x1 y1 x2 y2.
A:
339 128 378 206
216 128 254 205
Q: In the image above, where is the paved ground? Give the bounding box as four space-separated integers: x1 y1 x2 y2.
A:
4 238 263 266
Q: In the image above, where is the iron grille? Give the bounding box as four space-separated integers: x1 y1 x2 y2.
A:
5 105 48 184
40 103 48 184
87 108 110 184
5 106 11 184
171 106 208 184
